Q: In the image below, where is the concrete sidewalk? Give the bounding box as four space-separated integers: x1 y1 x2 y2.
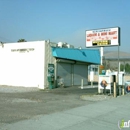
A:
1 94 130 130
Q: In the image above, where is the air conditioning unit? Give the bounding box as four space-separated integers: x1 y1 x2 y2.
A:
57 42 64 48
57 42 74 48
67 44 74 48
62 42 68 48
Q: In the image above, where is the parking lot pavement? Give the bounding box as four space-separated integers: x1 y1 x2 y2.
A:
0 85 99 124
0 85 129 130
0 85 39 93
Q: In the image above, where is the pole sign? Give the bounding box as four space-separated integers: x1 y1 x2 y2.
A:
86 27 120 47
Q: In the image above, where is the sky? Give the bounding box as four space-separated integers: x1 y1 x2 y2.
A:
0 0 130 53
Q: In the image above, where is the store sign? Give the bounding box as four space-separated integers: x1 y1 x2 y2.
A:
92 40 111 46
99 65 105 75
48 64 54 76
86 27 120 47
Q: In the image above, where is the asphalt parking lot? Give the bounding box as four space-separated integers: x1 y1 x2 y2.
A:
0 84 115 129
2 85 130 130
0 85 103 124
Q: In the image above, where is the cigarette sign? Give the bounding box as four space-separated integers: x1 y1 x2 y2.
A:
86 27 120 47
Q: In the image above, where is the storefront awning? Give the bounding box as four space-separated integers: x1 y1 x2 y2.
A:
52 47 101 64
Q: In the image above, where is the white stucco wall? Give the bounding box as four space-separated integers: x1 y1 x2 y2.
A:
0 41 46 89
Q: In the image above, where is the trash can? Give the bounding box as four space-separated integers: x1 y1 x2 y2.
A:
125 81 130 94
48 76 55 89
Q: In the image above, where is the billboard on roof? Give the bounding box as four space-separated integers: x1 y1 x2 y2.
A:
86 27 120 48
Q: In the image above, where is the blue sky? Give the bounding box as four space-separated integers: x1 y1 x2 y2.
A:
0 0 130 52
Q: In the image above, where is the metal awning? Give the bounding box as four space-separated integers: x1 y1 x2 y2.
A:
51 47 101 64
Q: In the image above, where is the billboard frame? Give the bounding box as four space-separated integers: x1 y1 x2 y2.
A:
86 27 120 48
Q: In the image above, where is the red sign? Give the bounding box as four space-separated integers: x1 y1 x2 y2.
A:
86 27 120 47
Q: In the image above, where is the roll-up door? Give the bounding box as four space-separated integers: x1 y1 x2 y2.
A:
73 64 88 86
57 63 72 86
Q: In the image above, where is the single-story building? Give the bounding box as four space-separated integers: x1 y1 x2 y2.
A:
0 40 100 89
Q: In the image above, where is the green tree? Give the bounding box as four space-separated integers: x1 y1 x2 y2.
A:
17 39 26 42
120 64 124 71
125 63 130 73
